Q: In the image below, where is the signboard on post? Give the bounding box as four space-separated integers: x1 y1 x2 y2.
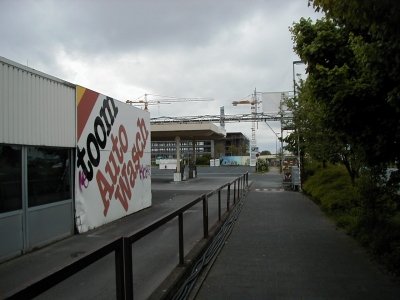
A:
158 159 178 169
75 86 152 233
250 145 258 167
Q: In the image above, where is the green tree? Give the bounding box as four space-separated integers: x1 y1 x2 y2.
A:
227 145 240 156
306 0 400 168
284 70 362 183
289 12 400 182
214 142 225 158
292 1 400 274
260 150 271 155
240 143 249 155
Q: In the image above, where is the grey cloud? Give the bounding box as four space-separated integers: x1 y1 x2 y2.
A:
0 0 321 151
1 0 302 59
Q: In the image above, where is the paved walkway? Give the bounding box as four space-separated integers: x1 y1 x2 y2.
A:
0 170 246 299
194 171 400 299
2 168 400 299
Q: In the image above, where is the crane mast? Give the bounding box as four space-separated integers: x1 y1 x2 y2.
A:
232 88 260 166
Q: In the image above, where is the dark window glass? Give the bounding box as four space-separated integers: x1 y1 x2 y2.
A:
28 147 71 207
0 145 22 213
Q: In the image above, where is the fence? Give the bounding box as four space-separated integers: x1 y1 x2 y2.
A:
5 172 249 300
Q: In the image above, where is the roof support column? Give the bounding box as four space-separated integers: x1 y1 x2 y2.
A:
189 139 197 179
175 136 181 173
192 139 196 165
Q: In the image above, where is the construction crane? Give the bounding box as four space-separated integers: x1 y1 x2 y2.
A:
126 93 214 111
232 88 261 167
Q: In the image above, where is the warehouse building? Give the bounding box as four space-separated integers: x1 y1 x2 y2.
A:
0 57 151 261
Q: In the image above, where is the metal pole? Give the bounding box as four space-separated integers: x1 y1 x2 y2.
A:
293 60 303 191
218 190 221 221
123 239 134 300
175 136 181 174
178 213 184 265
202 195 209 238
115 239 125 300
233 181 236 204
227 183 231 211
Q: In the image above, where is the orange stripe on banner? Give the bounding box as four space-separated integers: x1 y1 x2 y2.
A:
76 86 86 106
77 87 99 141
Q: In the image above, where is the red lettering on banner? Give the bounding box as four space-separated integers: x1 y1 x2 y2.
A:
119 125 129 153
105 153 120 185
96 170 113 216
115 163 131 211
137 117 149 144
131 144 141 172
127 160 136 188
112 134 124 164
96 119 150 217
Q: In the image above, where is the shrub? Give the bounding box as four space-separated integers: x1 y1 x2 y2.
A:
303 162 400 276
196 154 212 165
303 164 357 214
256 158 269 172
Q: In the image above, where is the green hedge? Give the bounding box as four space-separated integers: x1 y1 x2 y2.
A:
302 163 400 276
256 158 269 173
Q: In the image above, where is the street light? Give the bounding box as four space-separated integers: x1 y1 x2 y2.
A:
293 60 304 190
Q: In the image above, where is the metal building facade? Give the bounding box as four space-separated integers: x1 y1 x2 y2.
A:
0 57 75 147
0 57 76 261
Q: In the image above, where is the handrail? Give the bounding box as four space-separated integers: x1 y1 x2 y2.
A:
5 237 125 299
5 172 249 300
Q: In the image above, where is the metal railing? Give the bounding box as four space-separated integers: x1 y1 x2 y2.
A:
5 172 249 300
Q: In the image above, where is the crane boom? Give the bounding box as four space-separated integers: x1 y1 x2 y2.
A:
126 93 213 110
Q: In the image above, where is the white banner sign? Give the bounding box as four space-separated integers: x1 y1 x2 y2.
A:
262 92 286 114
75 86 151 233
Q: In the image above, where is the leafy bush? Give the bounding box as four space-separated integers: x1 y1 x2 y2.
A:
303 164 357 213
302 163 400 276
256 158 269 172
196 154 212 165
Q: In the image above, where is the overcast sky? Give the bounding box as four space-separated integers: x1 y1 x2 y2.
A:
1 0 322 153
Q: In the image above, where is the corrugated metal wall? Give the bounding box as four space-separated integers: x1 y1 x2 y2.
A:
0 58 76 147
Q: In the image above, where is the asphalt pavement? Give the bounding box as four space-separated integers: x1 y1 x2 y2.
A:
2 166 400 299
0 166 250 299
193 169 400 299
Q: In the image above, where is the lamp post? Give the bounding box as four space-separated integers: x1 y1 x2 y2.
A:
264 120 281 170
292 60 303 190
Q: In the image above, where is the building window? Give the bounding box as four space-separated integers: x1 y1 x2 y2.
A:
28 147 71 207
0 145 22 213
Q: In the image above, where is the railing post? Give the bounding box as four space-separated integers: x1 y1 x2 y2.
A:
124 238 134 300
238 177 241 200
233 181 236 204
115 238 126 300
227 183 231 211
218 189 221 221
241 175 244 196
203 194 209 238
238 178 241 199
178 213 184 265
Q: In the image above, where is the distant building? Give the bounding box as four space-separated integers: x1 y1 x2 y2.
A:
224 132 250 156
151 140 214 162
150 132 250 162
0 56 151 262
